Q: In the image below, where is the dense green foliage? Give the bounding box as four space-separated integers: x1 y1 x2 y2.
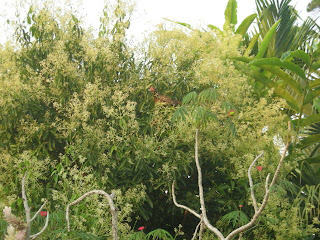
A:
0 0 319 239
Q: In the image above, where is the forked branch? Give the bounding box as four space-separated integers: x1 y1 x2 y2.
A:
22 173 50 240
3 173 49 240
172 126 290 240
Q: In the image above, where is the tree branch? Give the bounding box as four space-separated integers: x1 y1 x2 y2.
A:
66 190 118 240
172 123 291 240
22 173 31 239
30 200 48 222
21 172 49 240
248 152 264 213
30 211 49 239
194 129 226 239
191 219 202 240
225 137 290 240
171 181 201 219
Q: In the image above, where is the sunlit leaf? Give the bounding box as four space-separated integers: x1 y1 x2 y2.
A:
223 0 238 31
235 14 257 36
250 57 306 79
256 20 280 59
280 50 311 66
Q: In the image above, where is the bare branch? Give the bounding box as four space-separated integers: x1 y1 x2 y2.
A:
20 173 49 240
194 129 225 239
269 141 290 189
30 200 48 222
30 211 49 239
191 220 202 240
172 123 291 240
265 173 271 192
171 181 201 219
225 137 290 240
66 190 118 240
199 220 204 239
248 152 264 213
22 173 31 239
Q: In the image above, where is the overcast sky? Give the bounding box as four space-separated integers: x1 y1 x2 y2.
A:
0 0 317 45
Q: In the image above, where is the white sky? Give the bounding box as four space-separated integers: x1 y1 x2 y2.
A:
0 0 317 45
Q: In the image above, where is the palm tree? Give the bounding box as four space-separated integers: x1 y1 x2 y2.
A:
249 0 319 57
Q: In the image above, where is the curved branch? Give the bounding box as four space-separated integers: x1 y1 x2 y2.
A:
30 211 49 239
248 152 264 213
225 138 290 240
66 190 118 240
171 181 201 219
30 200 48 222
194 129 225 240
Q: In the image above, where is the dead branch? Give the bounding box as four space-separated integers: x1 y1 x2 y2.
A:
248 152 264 213
66 190 118 240
22 173 31 238
172 127 291 240
3 173 49 240
22 173 49 240
191 219 202 240
30 212 49 239
172 181 201 219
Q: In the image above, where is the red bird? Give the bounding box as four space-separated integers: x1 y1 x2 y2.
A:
149 87 181 106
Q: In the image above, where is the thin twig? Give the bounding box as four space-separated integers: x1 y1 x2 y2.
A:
199 220 204 240
30 200 48 222
66 190 118 240
248 152 264 213
30 211 49 239
191 220 202 240
265 173 271 192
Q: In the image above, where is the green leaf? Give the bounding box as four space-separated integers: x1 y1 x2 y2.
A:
235 56 254 63
314 98 320 112
304 90 320 105
250 64 302 95
164 18 192 30
299 134 320 149
222 210 249 227
253 72 300 111
280 50 311 66
182 91 198 105
311 60 320 71
256 20 280 59
244 33 259 57
146 229 174 240
297 155 320 164
300 114 320 127
310 79 320 88
129 231 147 240
198 88 218 103
208 24 222 32
172 106 188 122
223 0 238 31
250 57 306 79
235 14 257 36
